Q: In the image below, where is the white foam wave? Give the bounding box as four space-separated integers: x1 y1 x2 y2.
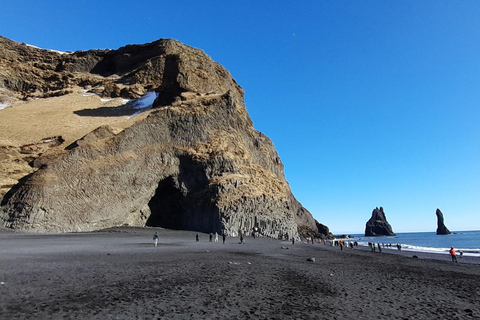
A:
403 245 480 257
356 241 480 257
401 244 449 254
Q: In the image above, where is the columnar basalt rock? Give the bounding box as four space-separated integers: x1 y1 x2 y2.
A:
0 36 330 238
365 207 396 236
436 208 451 235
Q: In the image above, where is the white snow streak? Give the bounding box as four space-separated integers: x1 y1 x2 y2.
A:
131 92 158 110
25 43 71 55
0 102 10 111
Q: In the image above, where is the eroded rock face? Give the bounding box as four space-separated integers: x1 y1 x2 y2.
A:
365 207 396 236
436 208 451 235
0 37 328 238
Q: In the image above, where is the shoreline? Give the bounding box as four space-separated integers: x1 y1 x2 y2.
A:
330 231 480 260
2 226 480 264
318 239 480 265
1 228 479 319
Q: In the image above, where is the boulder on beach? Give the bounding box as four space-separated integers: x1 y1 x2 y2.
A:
365 207 396 236
436 208 451 235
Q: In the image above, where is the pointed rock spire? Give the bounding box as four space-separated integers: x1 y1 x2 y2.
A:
436 208 451 235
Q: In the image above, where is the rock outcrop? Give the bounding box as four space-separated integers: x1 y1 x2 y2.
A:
0 36 330 239
365 207 396 236
436 208 451 235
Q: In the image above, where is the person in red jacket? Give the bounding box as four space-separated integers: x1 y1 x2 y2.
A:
449 246 458 263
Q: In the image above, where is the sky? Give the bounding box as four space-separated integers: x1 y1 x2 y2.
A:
1 1 479 234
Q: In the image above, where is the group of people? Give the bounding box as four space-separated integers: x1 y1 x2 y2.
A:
366 242 402 252
202 232 227 244
153 232 462 264
152 231 229 247
330 239 358 250
208 232 219 243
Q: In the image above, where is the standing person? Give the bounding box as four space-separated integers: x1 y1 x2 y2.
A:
196 234 199 242
292 237 295 245
449 246 458 263
215 232 219 243
209 233 213 242
377 243 382 253
153 232 159 247
240 233 244 244
222 233 226 244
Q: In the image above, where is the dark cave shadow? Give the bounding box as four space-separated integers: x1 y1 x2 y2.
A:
74 101 152 117
1 172 35 206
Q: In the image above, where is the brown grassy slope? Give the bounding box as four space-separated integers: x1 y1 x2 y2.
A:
0 89 152 200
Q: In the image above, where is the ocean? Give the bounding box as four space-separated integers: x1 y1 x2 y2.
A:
348 230 480 257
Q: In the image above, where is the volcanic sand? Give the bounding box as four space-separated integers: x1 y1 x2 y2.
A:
0 228 479 319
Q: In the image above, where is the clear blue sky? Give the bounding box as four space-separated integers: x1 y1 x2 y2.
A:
2 1 479 234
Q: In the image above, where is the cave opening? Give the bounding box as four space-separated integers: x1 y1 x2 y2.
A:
146 176 185 229
145 156 224 233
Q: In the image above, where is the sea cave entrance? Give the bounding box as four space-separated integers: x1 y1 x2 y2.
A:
145 156 223 233
146 176 185 229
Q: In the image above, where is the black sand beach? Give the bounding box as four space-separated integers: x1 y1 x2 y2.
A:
1 228 479 319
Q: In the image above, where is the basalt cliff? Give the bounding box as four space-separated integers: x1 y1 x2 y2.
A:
0 36 330 238
365 207 396 237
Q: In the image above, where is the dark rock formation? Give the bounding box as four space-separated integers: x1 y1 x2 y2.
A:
0 36 331 238
365 207 396 236
436 208 451 235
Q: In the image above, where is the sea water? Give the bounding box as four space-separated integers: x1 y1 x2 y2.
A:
349 230 480 257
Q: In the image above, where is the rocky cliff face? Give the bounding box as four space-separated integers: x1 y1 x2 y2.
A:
436 208 451 235
365 207 396 236
0 36 330 238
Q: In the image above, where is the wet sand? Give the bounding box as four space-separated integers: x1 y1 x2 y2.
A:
1 228 479 319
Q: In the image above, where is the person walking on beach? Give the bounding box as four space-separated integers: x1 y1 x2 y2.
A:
222 233 226 244
153 232 159 247
215 232 219 243
209 233 213 242
196 234 199 242
449 246 458 263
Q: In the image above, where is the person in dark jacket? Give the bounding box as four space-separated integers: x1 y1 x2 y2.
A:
153 232 159 247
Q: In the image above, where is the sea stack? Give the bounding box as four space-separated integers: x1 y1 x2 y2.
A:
365 207 396 236
0 36 330 239
436 208 451 235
